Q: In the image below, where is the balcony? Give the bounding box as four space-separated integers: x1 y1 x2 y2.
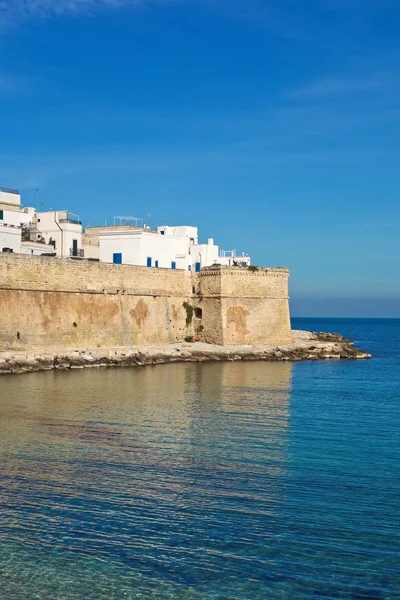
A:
59 211 82 225
69 248 84 258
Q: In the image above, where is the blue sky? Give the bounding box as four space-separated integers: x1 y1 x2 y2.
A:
1 0 399 317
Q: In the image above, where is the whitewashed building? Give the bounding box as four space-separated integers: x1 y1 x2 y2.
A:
0 187 22 254
20 240 55 256
35 211 83 258
99 224 250 270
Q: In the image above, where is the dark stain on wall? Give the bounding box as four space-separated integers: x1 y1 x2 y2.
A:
227 306 249 344
130 299 150 330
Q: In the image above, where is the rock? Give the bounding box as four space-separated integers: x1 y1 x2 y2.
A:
0 330 371 376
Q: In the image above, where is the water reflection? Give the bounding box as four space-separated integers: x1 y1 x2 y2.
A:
2 358 397 600
0 362 293 599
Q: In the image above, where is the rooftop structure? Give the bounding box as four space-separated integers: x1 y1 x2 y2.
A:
99 224 250 271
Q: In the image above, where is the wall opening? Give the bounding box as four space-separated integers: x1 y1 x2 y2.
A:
194 307 203 319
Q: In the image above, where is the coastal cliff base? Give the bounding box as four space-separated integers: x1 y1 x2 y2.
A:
0 330 371 376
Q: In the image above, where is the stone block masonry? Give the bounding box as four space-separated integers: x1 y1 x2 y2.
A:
0 254 292 350
197 266 292 345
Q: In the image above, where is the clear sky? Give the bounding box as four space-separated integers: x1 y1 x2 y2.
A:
1 0 399 317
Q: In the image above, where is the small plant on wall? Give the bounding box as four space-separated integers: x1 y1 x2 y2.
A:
183 302 194 326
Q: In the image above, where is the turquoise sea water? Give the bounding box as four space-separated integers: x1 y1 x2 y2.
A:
0 318 399 599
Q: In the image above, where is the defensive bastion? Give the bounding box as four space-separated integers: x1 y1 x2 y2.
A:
0 254 292 351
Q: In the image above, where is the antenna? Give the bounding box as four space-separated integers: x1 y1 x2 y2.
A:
36 188 39 212
41 198 44 212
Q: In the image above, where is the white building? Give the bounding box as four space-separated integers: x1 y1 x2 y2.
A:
218 249 251 268
20 240 55 256
0 187 22 254
99 224 250 271
35 210 83 258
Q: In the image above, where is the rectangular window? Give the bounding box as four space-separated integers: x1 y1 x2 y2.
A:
113 253 122 264
195 262 201 272
160 230 165 235
147 257 152 267
171 261 176 270
188 265 192 272
0 210 3 220
155 260 159 268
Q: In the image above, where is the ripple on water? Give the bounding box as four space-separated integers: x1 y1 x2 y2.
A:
1 322 400 599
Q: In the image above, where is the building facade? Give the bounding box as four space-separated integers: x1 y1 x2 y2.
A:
99 224 250 271
0 187 22 254
35 211 83 258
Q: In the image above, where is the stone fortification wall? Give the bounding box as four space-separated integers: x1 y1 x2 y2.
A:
198 267 292 345
0 255 292 351
0 254 192 350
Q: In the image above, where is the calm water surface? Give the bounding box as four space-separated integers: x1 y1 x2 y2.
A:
0 318 399 599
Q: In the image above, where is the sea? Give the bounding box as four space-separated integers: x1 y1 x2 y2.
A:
0 318 399 600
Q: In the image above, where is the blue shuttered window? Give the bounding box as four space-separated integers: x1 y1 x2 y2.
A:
113 253 122 264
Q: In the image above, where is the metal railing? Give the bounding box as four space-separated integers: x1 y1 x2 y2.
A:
0 186 19 195
69 248 84 258
60 218 82 225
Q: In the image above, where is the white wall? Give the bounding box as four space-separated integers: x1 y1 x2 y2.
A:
100 224 251 271
20 241 55 256
189 241 219 269
0 189 21 211
36 211 82 257
0 208 22 253
99 230 190 269
20 207 36 226
158 225 198 245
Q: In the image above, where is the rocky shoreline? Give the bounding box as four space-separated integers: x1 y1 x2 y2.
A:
0 330 371 376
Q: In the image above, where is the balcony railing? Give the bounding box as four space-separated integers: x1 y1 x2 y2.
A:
0 186 19 195
60 217 82 225
69 248 84 258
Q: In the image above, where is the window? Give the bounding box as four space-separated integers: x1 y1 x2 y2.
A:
113 253 122 264
195 262 201 272
188 265 192 272
194 307 203 319
171 261 176 270
155 260 159 268
147 257 152 267
0 210 3 220
160 230 165 235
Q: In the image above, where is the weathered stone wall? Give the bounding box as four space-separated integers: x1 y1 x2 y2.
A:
0 255 292 350
0 254 192 350
198 267 292 345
